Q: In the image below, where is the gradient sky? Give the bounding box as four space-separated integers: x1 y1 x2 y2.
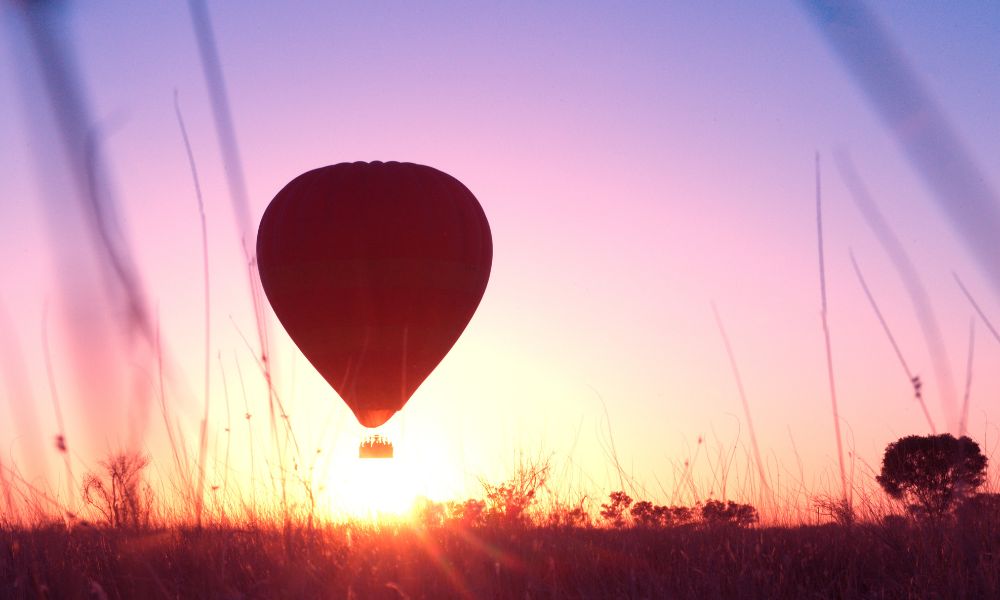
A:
2 2 1000 519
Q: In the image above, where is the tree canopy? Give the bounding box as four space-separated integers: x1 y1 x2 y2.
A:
876 434 987 518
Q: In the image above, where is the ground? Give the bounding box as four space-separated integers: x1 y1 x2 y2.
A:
3 516 999 599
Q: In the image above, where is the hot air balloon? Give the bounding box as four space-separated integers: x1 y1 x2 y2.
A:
256 162 492 458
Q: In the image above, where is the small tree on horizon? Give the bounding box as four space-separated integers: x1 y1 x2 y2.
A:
600 491 633 527
630 500 658 527
481 458 550 525
700 500 759 527
876 433 987 518
81 451 153 529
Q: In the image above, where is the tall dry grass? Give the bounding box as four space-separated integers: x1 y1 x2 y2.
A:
3 504 1000 599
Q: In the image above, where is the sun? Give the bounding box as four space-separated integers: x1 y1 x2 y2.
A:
337 457 418 519
323 427 465 521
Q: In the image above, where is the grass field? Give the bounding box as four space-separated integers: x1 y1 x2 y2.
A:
3 512 999 599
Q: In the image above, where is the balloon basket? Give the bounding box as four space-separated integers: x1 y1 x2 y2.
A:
359 434 393 459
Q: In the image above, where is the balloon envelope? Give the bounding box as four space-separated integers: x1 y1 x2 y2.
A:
256 162 492 428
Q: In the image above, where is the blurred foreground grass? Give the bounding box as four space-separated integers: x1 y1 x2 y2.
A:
3 514 999 599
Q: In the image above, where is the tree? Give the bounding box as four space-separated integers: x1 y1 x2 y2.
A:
481 458 550 525
600 491 633 527
876 434 987 518
630 500 658 527
81 452 153 529
700 500 759 527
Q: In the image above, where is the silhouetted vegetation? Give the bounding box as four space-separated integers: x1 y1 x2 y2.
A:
812 495 856 526
1 438 999 598
3 510 1000 598
80 452 153 530
446 498 487 528
599 490 632 527
877 433 987 518
597 491 753 529
480 459 550 525
700 499 759 527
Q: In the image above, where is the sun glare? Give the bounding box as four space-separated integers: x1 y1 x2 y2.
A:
337 458 416 519
324 426 465 522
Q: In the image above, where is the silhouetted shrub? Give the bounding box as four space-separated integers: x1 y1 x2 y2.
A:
665 505 695 526
542 498 592 528
447 498 486 527
700 500 758 527
81 452 153 529
813 495 855 525
876 434 987 518
630 500 658 526
619 499 698 528
481 458 550 524
563 505 590 528
600 491 633 527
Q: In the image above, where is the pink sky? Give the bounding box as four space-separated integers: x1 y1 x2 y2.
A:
2 2 999 519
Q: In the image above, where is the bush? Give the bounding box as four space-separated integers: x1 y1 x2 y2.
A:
629 501 694 527
81 452 153 529
600 491 633 527
813 495 855 525
630 500 658 527
562 505 590 528
876 434 987 518
700 500 759 527
447 499 486 527
601 493 701 528
664 505 696 526
541 498 592 528
481 458 550 525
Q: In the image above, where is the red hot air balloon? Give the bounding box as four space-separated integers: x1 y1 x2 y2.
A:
256 162 492 438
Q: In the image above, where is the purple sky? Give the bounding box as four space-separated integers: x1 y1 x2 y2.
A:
2 2 999 517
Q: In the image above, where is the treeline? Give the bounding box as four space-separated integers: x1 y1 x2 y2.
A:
63 432 998 531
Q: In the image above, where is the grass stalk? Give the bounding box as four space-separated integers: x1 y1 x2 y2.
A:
234 355 255 516
174 91 212 528
835 151 957 430
803 1 1000 297
218 353 233 507
960 319 975 436
42 304 76 512
849 251 936 433
155 310 188 497
17 4 154 343
710 303 771 505
0 457 14 522
187 0 292 520
953 272 1000 346
814 154 848 504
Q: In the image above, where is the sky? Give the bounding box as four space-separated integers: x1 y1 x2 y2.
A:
2 1 1000 521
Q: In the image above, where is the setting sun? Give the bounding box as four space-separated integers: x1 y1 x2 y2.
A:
333 457 416 520
322 426 466 521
